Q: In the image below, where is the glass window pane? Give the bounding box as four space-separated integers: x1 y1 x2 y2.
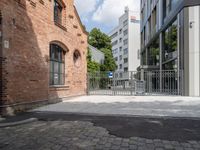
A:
54 73 59 85
50 72 53 85
50 61 54 73
49 43 65 85
148 38 159 66
59 63 64 74
54 62 59 73
59 73 64 85
54 0 62 24
54 48 59 60
163 19 177 62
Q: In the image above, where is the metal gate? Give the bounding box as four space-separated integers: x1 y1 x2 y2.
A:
87 70 183 96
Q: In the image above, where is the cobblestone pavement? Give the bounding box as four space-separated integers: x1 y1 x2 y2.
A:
0 120 200 150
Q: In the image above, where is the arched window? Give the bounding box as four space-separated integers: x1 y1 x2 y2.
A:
50 44 65 85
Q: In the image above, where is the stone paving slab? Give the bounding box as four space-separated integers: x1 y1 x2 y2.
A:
33 96 200 118
0 120 200 150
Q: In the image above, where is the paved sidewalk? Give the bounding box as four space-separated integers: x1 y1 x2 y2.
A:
1 96 200 150
33 96 200 118
0 120 200 150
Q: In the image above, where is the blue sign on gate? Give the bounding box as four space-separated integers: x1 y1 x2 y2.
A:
108 72 113 78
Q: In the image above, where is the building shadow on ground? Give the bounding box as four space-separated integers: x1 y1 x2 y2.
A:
1 110 200 142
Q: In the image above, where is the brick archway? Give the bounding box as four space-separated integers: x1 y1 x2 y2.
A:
50 41 69 52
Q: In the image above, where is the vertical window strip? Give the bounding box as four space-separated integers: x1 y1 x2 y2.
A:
50 44 65 86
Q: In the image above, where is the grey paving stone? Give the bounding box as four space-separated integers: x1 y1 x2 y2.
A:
181 143 192 148
155 148 164 150
171 141 180 146
110 145 120 150
173 147 184 150
129 144 137 150
0 120 199 150
184 148 194 150
164 144 174 149
121 142 129 147
138 146 149 150
146 139 153 144
192 144 200 149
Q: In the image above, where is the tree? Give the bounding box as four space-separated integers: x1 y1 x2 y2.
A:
88 28 116 72
100 48 117 71
89 28 112 50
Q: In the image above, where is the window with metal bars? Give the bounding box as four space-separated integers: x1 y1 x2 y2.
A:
50 44 65 86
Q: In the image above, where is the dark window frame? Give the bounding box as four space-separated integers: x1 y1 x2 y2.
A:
54 0 63 25
50 44 65 86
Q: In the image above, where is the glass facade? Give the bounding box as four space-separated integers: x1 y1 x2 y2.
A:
163 19 178 70
163 0 179 20
163 60 178 70
140 1 179 70
124 48 128 55
141 51 147 65
140 0 200 96
148 38 159 66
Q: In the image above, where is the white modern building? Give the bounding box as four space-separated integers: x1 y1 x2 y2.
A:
109 7 140 80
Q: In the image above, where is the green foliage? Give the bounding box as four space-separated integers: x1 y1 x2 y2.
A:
151 48 159 57
88 28 117 72
150 47 159 65
165 25 177 53
87 61 100 73
100 48 117 71
87 48 92 61
170 25 177 51
89 28 112 50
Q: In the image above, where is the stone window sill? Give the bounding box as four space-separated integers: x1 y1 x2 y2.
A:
54 21 67 32
50 85 69 88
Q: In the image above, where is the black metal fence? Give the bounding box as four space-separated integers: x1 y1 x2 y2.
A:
87 70 183 96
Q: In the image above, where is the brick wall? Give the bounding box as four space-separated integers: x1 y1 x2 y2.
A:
0 10 4 113
0 0 88 115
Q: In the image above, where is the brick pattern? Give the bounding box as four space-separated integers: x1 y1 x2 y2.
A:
0 120 200 150
0 0 88 114
0 10 2 107
0 10 6 111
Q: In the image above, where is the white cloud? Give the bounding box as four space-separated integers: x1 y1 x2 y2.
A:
75 0 99 16
92 0 140 27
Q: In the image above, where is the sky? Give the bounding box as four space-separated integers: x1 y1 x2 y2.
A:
74 0 140 34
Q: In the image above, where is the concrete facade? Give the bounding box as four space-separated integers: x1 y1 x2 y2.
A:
140 0 200 96
184 6 200 96
0 0 88 115
88 45 105 64
109 8 140 79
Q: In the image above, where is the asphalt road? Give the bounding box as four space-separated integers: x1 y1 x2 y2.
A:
1 111 200 142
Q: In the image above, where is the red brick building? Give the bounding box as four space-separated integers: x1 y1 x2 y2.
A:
0 0 88 115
